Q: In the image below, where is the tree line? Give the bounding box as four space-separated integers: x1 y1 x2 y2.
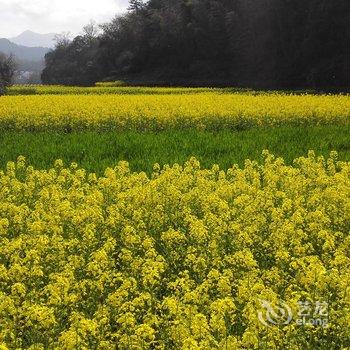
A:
32 0 350 89
0 53 15 95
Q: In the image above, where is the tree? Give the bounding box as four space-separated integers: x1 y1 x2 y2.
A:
42 31 102 86
53 32 72 49
83 21 100 44
41 0 350 89
0 53 15 95
128 0 146 12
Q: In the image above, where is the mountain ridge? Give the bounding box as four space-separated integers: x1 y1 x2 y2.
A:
9 30 56 48
0 38 49 61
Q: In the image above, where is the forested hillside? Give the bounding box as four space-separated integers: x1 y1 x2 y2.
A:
42 0 350 89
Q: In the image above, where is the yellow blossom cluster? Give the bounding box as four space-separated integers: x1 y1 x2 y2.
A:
0 152 349 349
0 93 349 131
8 85 221 96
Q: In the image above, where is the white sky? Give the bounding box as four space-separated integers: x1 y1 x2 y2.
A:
0 0 129 37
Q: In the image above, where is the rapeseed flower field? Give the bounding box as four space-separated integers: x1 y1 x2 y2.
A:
0 93 349 131
8 85 222 96
0 87 350 348
0 152 349 349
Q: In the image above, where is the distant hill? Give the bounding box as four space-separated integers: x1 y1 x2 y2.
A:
9 30 56 48
0 38 49 61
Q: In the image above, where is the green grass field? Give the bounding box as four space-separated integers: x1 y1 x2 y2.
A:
1 124 349 173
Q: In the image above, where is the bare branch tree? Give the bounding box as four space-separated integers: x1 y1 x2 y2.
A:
83 20 100 42
54 32 72 49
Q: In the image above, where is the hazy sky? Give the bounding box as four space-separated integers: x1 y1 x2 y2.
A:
0 0 129 38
